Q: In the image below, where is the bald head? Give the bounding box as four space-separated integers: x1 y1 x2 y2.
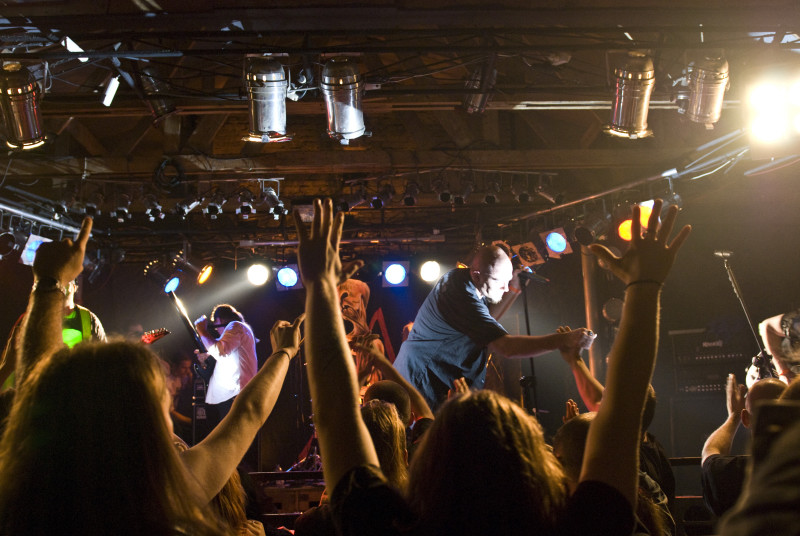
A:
469 245 513 305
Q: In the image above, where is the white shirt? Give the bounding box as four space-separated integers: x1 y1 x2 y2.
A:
202 321 258 404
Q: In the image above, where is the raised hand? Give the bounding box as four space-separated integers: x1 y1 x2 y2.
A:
270 313 305 357
588 200 691 286
447 376 469 399
563 398 580 423
557 325 596 355
294 199 363 286
32 216 93 284
726 373 746 419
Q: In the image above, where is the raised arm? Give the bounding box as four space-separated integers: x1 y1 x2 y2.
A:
488 328 594 360
579 200 691 507
557 326 604 412
179 314 303 504
701 373 746 461
18 217 92 387
360 343 435 421
295 198 379 492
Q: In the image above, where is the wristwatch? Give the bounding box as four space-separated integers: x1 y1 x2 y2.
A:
32 276 69 297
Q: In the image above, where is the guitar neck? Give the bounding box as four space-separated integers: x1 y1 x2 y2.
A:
167 291 208 354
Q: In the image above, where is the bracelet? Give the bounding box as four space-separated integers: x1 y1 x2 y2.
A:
273 349 292 361
32 276 69 297
625 279 663 290
508 286 522 294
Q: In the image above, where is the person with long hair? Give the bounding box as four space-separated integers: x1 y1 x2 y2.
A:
0 217 304 534
294 198 690 536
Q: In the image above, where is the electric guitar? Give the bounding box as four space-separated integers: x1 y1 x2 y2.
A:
140 327 170 345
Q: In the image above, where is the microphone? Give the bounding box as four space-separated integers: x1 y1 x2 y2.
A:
713 250 733 259
518 270 550 284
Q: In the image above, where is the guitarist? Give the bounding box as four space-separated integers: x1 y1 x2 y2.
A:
760 309 800 384
194 304 258 430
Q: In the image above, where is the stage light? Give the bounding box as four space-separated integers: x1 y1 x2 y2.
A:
261 186 287 219
236 190 256 219
0 230 25 260
420 260 441 282
203 192 227 219
0 63 46 150
402 182 419 206
102 75 120 107
433 179 451 203
616 200 654 242
143 195 165 221
539 228 573 259
604 52 655 139
173 252 214 285
320 57 366 145
383 261 409 287
247 263 270 286
679 53 729 128
144 259 181 293
512 175 530 203
276 264 303 291
371 182 394 209
244 56 291 143
175 197 201 219
110 194 132 223
139 66 175 121
484 180 500 205
453 179 473 206
81 191 104 218
574 210 611 246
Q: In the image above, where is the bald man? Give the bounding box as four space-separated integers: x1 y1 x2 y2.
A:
701 374 787 517
393 244 593 410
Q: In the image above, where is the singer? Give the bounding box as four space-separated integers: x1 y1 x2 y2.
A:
393 244 595 410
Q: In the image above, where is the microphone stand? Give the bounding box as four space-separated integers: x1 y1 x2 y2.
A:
518 274 539 417
717 254 776 379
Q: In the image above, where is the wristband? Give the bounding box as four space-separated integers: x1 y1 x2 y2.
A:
273 349 292 361
32 276 69 297
625 279 663 290
508 286 522 294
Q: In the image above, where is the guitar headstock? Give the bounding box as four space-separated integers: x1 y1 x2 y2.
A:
141 327 170 345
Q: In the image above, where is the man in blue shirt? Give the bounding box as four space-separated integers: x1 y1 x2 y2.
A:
393 244 593 411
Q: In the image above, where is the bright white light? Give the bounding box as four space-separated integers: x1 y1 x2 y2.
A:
247 263 270 286
420 260 441 282
384 263 407 285
749 83 786 112
751 112 789 143
277 266 299 288
103 76 120 107
789 80 800 105
60 36 89 62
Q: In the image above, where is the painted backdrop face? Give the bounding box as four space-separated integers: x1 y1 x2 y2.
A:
338 279 371 338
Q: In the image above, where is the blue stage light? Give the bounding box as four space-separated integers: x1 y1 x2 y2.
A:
383 261 409 287
545 231 568 253
277 266 299 287
164 276 180 293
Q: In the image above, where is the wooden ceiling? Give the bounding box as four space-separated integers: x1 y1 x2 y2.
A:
0 1 796 266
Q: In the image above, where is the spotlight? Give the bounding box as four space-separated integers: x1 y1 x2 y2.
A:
173 252 214 285
433 179 451 203
143 194 165 221
175 197 202 219
243 56 291 143
535 174 564 205
202 193 227 219
247 263 270 286
745 67 800 158
512 175 530 204
261 186 287 219
110 194 132 223
462 59 497 114
615 200 654 242
402 182 419 206
335 190 368 212
371 182 394 210
276 264 303 291
0 229 26 260
574 210 611 246
382 261 409 287
144 259 181 293
139 66 175 121
420 260 441 282
81 191 104 218
0 63 46 150
483 180 500 205
679 53 729 128
236 190 256 219
539 228 573 259
453 179 473 206
320 57 366 145
604 52 655 139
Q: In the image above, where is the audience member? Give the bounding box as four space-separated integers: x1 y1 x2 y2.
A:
701 373 786 517
0 216 304 534
167 353 194 442
294 198 689 536
759 309 800 383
